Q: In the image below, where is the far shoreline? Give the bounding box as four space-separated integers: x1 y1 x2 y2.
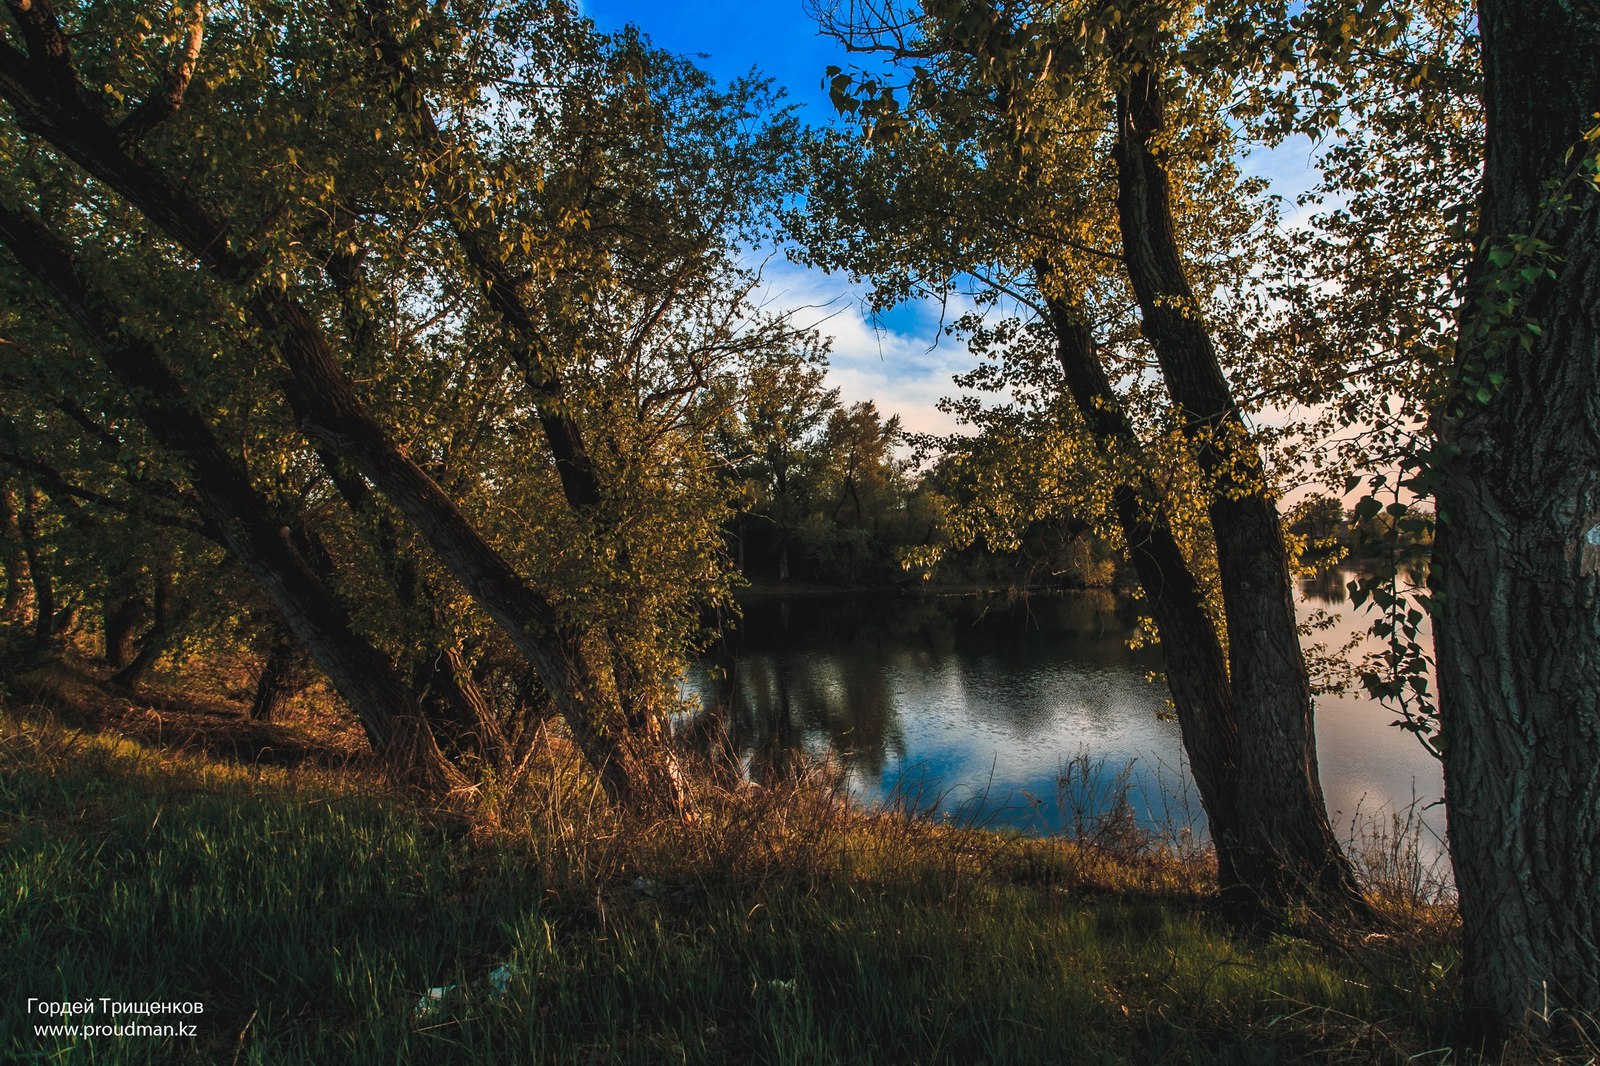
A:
731 580 1130 600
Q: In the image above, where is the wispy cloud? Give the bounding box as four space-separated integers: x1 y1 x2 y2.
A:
746 255 979 437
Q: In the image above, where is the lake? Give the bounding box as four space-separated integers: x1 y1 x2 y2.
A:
681 572 1449 867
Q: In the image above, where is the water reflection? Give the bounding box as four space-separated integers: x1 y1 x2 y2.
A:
1300 566 1349 604
1295 567 1447 867
683 579 1447 865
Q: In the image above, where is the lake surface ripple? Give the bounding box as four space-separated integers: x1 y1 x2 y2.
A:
682 576 1448 867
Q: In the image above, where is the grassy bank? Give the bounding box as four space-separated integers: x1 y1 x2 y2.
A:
0 671 1483 1064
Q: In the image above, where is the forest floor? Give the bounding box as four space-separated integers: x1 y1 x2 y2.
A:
0 658 1570 1064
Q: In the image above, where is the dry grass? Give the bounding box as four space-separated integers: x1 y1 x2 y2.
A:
2 658 1581 1064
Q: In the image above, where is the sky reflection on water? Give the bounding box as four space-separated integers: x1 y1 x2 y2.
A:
682 579 1447 865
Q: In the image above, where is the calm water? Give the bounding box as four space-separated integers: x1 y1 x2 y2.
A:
681 572 1448 863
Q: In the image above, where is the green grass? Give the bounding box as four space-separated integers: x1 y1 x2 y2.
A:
0 708 1466 1064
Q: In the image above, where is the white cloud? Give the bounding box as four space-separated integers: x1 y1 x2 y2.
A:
733 132 1333 447
746 255 979 438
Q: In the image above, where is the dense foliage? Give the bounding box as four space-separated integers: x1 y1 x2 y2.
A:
2 0 1596 1043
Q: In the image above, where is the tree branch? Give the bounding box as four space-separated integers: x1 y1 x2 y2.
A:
0 445 218 541
2 0 110 122
117 1 205 144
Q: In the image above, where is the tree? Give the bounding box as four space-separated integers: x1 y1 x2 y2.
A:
801 0 1363 914
1223 0 1597 1033
0 276 213 675
0 196 462 782
0 0 801 807
1430 0 1600 1040
713 340 841 582
713 352 941 587
1286 494 1347 564
808 400 912 582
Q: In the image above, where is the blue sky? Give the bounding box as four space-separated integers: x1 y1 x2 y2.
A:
575 0 987 434
579 0 849 117
576 1 1325 438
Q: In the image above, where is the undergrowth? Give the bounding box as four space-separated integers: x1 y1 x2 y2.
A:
0 668 1556 1064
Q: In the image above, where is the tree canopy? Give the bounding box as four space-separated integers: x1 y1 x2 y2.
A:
2 0 1596 1041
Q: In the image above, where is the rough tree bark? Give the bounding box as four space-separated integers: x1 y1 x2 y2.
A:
1432 0 1600 1039
1110 59 1364 914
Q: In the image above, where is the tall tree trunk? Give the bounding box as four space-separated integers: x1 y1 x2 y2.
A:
1111 60 1363 914
1038 288 1242 895
1433 0 1600 1040
340 5 690 808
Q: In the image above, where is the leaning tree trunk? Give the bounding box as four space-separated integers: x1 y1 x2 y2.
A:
343 7 692 810
1111 60 1364 915
1432 0 1600 1040
0 15 676 811
1038 286 1242 896
0 200 465 791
